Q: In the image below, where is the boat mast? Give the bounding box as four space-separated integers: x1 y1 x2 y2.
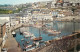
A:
39 28 41 37
42 18 44 30
73 18 77 52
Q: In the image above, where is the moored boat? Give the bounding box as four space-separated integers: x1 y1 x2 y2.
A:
33 37 42 41
23 32 34 38
47 29 61 35
21 38 24 41
12 31 16 35
12 31 16 37
20 32 23 35
26 45 32 48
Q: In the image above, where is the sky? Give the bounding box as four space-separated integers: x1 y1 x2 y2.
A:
0 0 51 5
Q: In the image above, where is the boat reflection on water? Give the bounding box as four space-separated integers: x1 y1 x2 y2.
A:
43 28 61 36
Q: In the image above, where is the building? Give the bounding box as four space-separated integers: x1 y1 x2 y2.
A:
51 0 57 8
47 2 52 9
0 14 10 21
0 21 7 51
58 0 80 7
10 14 21 27
32 9 53 21
0 15 10 51
64 0 80 3
52 11 59 17
20 15 29 24
10 13 30 25
0 38 2 52
0 14 10 29
32 1 48 8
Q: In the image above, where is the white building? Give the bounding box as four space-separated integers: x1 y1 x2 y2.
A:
64 0 80 3
10 16 19 27
0 14 10 22
20 16 29 24
57 13 65 17
51 0 57 8
32 11 53 21
0 14 10 28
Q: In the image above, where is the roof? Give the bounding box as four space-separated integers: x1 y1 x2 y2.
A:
0 14 10 17
0 14 15 17
0 19 8 25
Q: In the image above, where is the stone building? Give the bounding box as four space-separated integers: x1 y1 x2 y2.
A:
0 38 2 52
0 20 7 52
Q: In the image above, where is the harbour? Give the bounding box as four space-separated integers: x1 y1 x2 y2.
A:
0 0 80 52
14 21 80 51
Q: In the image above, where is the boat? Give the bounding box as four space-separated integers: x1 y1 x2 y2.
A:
21 38 24 41
23 32 34 38
26 47 35 51
26 41 30 44
26 45 32 48
39 40 44 43
12 31 16 35
47 29 61 35
30 36 36 40
20 32 23 35
12 31 16 37
33 37 42 41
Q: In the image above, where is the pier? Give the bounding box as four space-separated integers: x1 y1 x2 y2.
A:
4 27 22 52
3 24 33 52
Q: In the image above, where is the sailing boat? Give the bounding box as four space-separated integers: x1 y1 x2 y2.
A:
48 20 61 36
33 18 43 41
33 29 42 41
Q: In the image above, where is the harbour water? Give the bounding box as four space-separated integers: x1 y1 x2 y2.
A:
15 22 80 50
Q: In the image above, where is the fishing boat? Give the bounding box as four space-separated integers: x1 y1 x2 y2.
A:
33 37 42 41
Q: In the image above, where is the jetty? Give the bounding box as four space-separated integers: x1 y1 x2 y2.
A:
4 27 22 52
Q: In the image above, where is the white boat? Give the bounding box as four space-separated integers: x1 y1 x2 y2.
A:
12 31 16 35
26 45 32 48
26 47 35 51
47 29 61 34
21 38 24 41
23 32 35 38
36 42 39 46
30 36 36 40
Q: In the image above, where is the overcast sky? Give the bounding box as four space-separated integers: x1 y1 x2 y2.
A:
0 0 52 5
